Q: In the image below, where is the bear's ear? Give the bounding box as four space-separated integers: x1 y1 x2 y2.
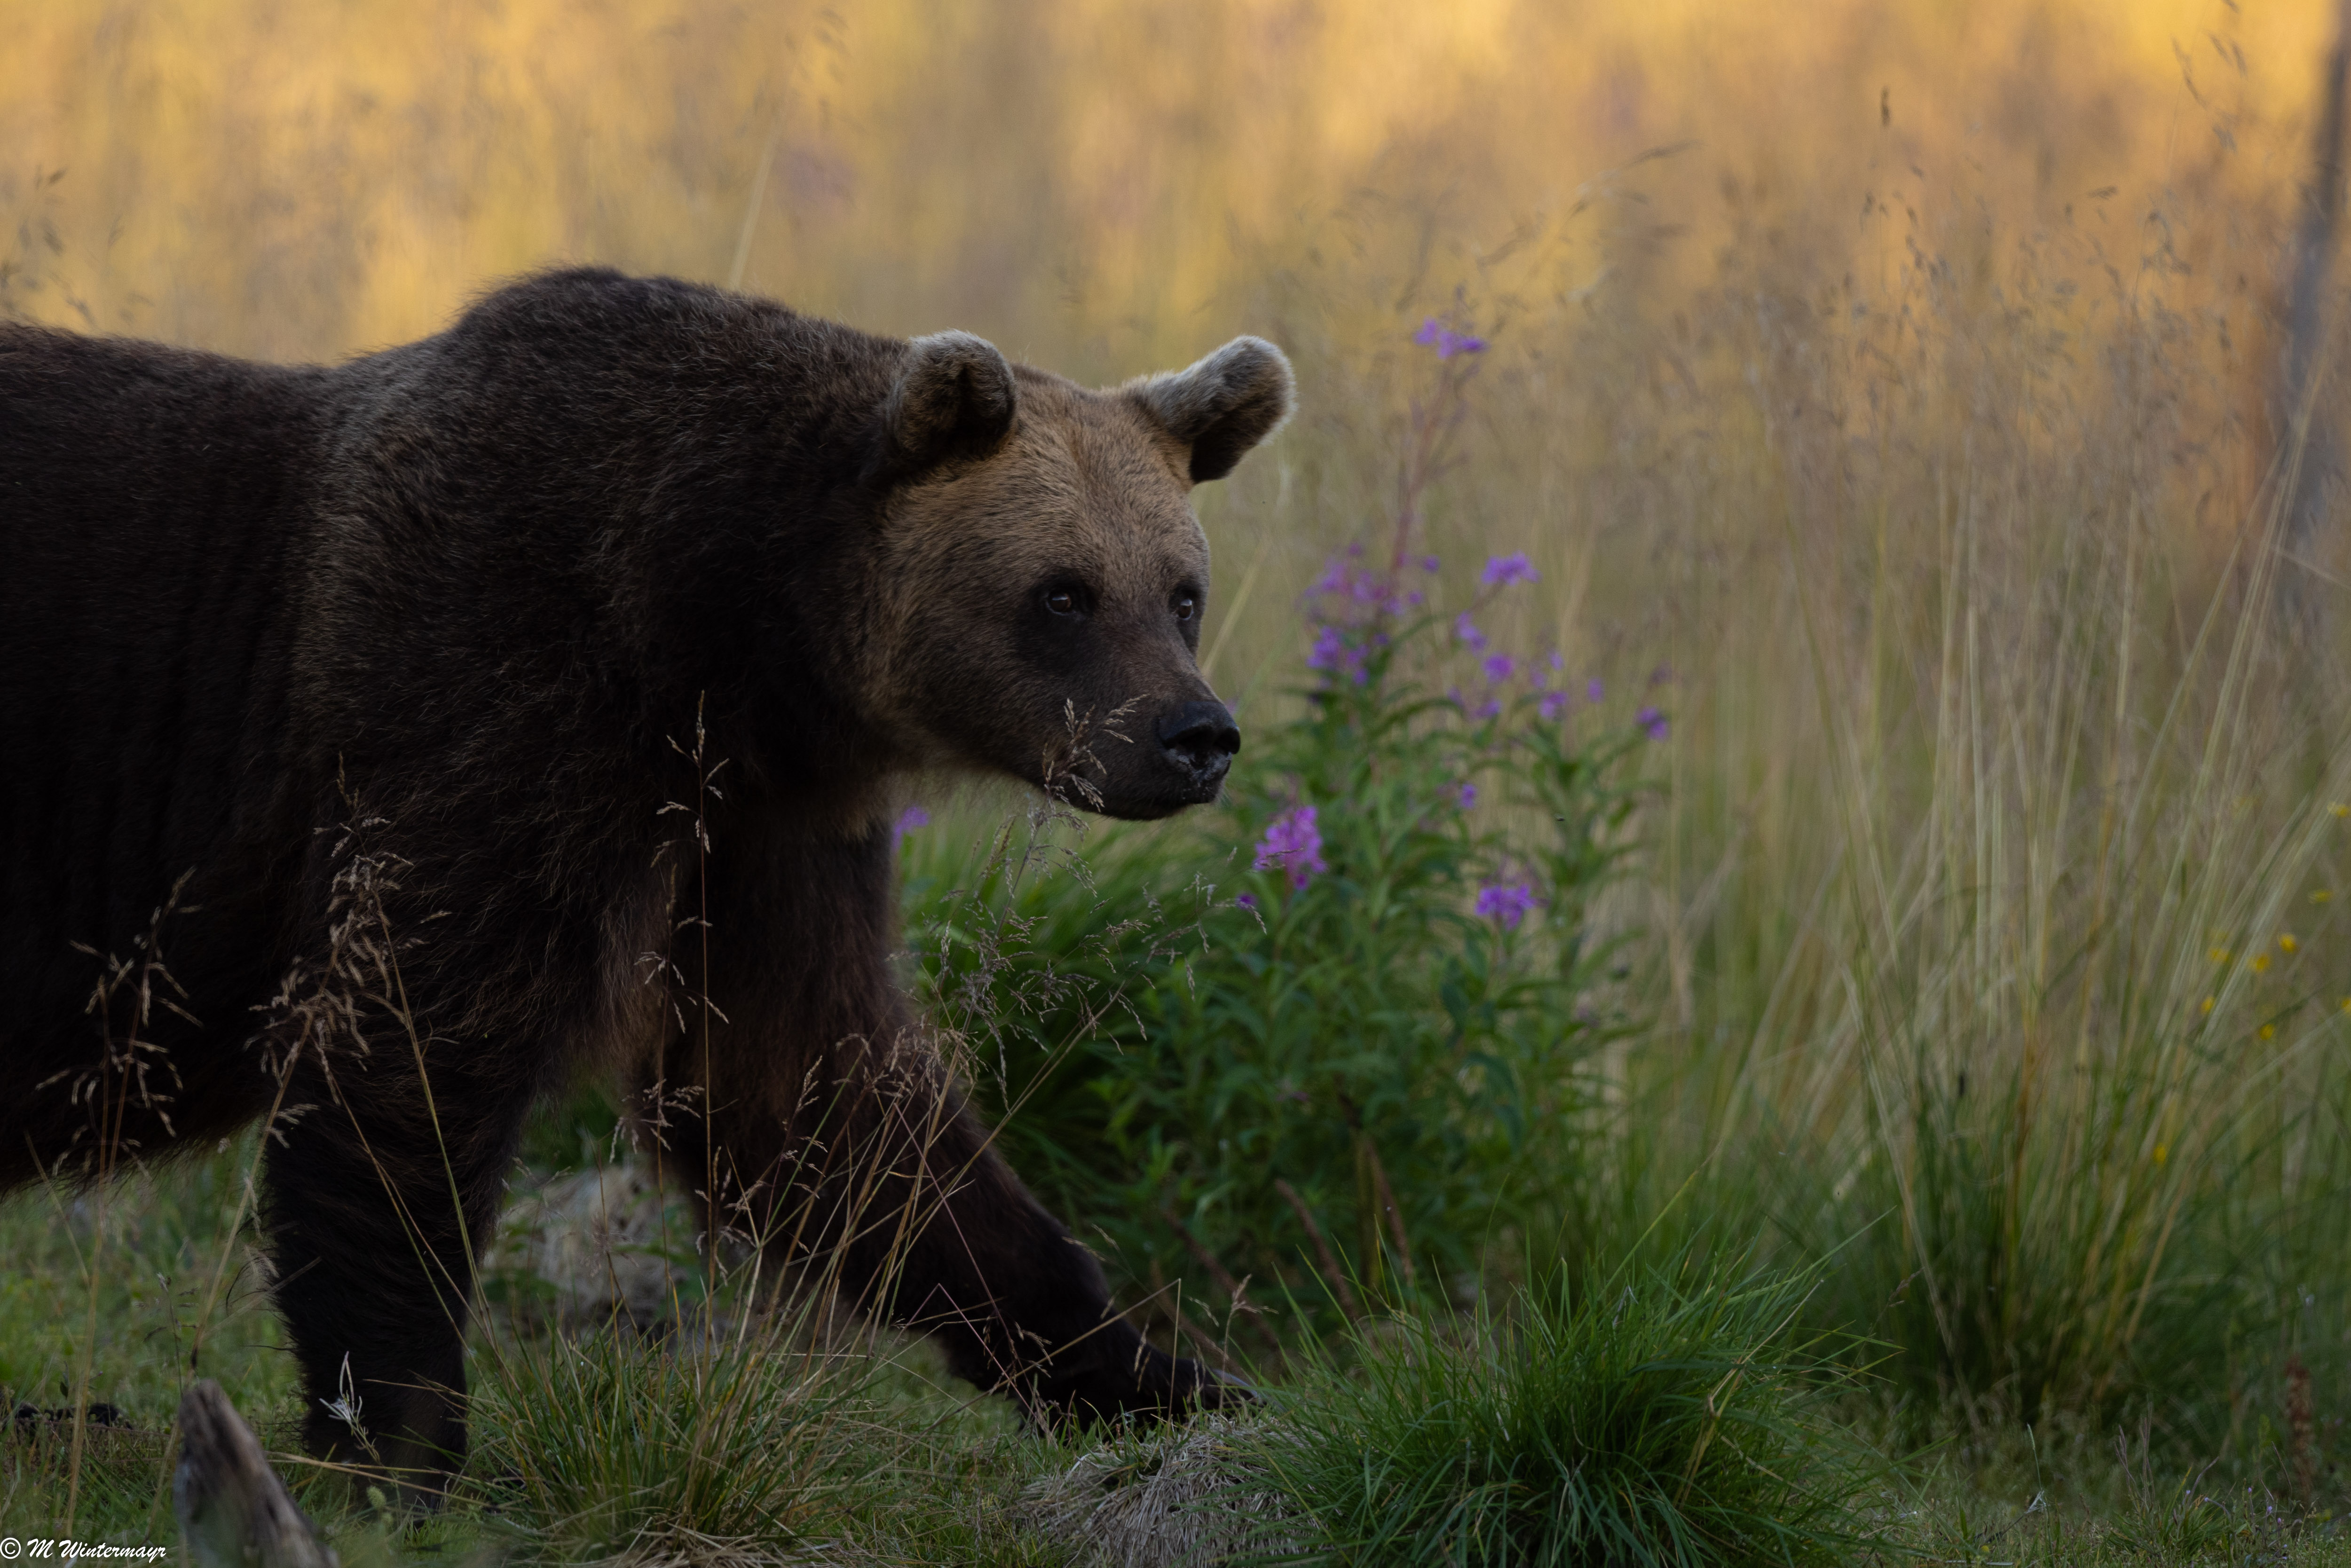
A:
1128 337 1296 484
884 331 1019 473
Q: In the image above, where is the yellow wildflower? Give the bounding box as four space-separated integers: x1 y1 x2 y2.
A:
2281 934 2299 954
2201 996 2216 1015
2260 1023 2277 1040
2154 1143 2169 1166
2313 890 2333 904
2334 803 2350 819
2252 953 2272 974
2209 946 2230 964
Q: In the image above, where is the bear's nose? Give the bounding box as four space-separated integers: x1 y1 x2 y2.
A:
1158 700 1241 780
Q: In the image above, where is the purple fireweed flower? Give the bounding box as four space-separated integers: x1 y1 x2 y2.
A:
1457 782 1478 810
1254 805 1328 890
1405 591 1425 607
893 805 930 849
1234 892 1258 910
1483 653 1516 684
1306 621 1374 685
1539 689 1571 721
1481 552 1538 587
1414 317 1488 359
1472 697 1502 719
1421 554 1442 573
1475 881 1538 930
1637 705 1671 741
1454 613 1489 653
1586 677 1605 702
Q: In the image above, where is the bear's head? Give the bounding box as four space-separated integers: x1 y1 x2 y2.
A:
862 330 1294 821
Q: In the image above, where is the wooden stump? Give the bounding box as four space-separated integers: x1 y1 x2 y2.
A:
173 1380 339 1568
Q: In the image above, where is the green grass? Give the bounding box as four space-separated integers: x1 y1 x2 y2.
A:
0 1138 1076 1563
467 1321 884 1562
1233 1257 1884 1568
3 1131 2345 1565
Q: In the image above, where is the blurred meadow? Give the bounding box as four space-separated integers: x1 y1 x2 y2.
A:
12 0 2351 1560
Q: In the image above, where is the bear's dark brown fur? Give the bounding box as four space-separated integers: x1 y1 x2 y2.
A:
0 268 1293 1489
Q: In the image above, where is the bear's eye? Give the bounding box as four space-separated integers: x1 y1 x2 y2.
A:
1172 593 1198 622
1044 589 1080 616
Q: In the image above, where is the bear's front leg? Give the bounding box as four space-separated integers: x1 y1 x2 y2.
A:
802 1041 1231 1422
261 1027 535 1497
672 816 1231 1424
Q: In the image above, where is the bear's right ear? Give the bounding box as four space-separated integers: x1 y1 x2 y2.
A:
883 331 1018 473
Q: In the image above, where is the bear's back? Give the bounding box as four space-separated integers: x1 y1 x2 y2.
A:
0 275 912 1080
0 325 328 1064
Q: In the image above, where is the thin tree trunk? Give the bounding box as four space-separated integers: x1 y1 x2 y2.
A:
2279 0 2351 638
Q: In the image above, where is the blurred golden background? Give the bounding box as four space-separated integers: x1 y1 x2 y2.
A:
2 1 2327 361
9 0 2335 683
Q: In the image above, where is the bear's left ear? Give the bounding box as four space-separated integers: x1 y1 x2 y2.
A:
884 330 1019 473
1128 337 1296 484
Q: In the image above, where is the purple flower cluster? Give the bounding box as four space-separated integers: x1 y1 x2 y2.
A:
1475 881 1538 930
1305 554 1418 684
1300 521 1663 750
892 805 929 849
1306 623 1356 675
1446 556 1536 700
1254 804 1328 890
1309 554 1406 613
1448 686 1503 719
1481 552 1538 587
1413 317 1488 359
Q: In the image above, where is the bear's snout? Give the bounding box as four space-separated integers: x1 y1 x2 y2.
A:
1156 700 1240 793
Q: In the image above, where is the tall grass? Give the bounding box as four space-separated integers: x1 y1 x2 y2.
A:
1706 467 2351 1442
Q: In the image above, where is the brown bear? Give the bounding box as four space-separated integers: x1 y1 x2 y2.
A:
0 268 1293 1490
